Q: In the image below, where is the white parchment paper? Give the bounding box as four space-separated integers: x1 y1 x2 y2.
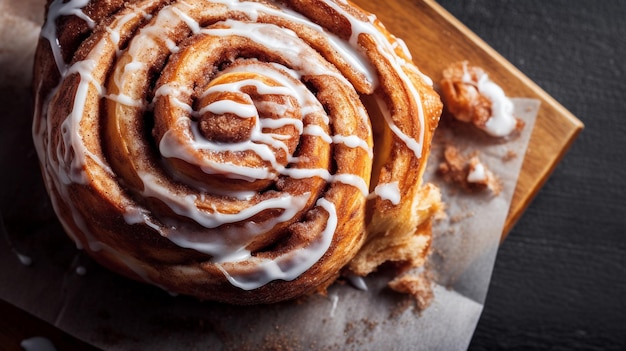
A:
0 1 540 349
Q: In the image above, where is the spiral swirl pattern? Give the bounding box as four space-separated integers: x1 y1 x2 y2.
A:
33 0 442 303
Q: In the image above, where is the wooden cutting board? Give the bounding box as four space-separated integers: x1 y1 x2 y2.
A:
354 0 584 238
0 0 583 349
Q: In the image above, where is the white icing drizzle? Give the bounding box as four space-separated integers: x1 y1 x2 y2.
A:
467 161 487 183
332 134 374 159
210 0 378 86
462 62 517 137
171 5 201 34
375 94 424 158
158 55 325 183
218 197 337 290
369 181 401 205
329 293 339 317
34 0 433 292
346 274 369 291
303 125 373 158
164 194 310 263
41 0 95 74
35 0 159 254
123 204 164 231
322 0 427 158
141 171 310 230
200 99 257 117
59 58 104 185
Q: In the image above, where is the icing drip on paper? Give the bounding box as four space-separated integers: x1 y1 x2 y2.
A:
346 274 369 291
20 337 58 351
1 213 33 266
329 293 339 317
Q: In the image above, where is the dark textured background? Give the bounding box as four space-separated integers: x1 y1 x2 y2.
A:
435 1 626 349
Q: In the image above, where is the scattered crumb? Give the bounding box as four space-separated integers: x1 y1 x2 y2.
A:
502 149 518 162
260 332 301 351
437 145 501 194
449 211 475 224
467 155 502 194
388 272 435 314
343 318 379 347
389 298 414 319
438 145 466 185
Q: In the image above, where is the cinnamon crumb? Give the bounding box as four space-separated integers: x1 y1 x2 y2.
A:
388 272 434 313
343 318 378 347
260 333 300 351
502 149 518 162
449 211 475 224
438 145 501 195
389 298 414 319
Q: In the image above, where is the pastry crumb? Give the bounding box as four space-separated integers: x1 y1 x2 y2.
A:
388 272 434 313
438 145 501 195
502 149 518 162
439 61 524 138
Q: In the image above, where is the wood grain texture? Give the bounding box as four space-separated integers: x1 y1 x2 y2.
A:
351 0 583 238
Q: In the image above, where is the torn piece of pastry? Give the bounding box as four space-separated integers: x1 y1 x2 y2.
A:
439 61 524 137
388 271 434 313
438 145 501 194
32 0 442 304
348 183 444 276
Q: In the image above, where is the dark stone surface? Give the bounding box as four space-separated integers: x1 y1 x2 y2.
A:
436 1 626 349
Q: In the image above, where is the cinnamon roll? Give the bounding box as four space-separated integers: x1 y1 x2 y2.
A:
32 0 442 304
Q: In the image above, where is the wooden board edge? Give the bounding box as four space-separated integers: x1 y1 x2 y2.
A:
423 0 584 239
424 0 582 130
502 125 583 239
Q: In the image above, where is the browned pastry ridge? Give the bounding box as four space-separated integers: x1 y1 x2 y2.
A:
32 0 442 304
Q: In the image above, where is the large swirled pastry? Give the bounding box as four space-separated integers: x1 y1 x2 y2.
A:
32 0 442 304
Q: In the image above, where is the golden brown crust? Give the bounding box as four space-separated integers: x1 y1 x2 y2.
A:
33 0 441 304
349 183 443 276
